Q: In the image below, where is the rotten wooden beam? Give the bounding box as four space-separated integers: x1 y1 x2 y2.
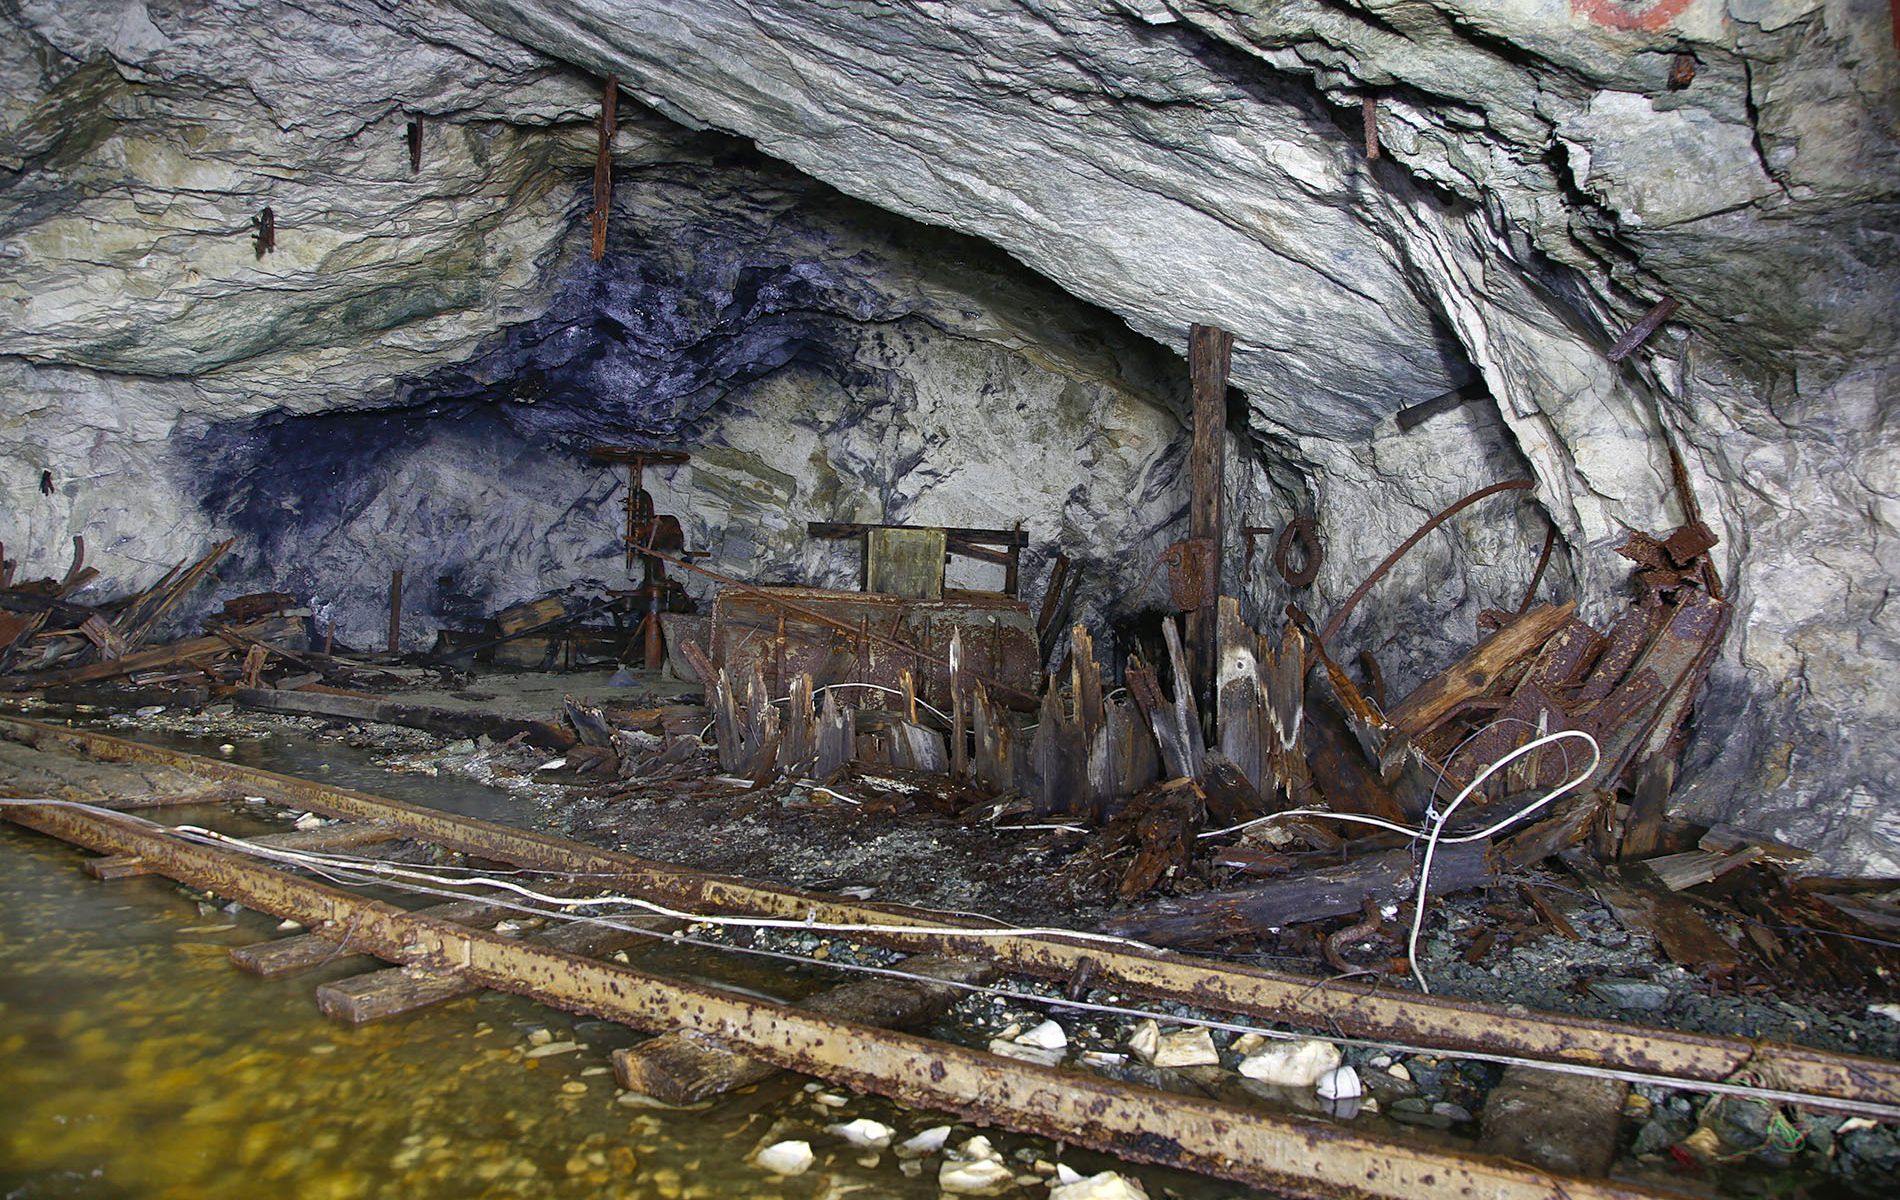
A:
233 687 575 750
1103 841 1494 950
1186 323 1234 720
386 568 403 654
591 76 616 260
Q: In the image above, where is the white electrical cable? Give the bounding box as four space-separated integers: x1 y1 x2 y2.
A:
163 824 1163 952
6 796 1897 1120
1194 729 1602 993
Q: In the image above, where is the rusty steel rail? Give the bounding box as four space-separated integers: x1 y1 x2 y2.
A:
1 797 1698 1200
3 713 1896 1114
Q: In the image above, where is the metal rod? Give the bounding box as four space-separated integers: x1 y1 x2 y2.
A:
1318 480 1535 648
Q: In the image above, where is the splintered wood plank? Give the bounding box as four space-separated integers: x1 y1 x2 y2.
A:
972 683 1013 795
614 955 996 1104
1387 603 1575 738
1568 857 1739 972
1215 597 1264 795
315 912 680 1024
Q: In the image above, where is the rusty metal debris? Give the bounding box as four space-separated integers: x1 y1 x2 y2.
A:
1274 516 1323 587
1318 479 1534 647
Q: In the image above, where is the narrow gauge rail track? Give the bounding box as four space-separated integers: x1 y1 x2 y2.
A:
1 713 1894 1199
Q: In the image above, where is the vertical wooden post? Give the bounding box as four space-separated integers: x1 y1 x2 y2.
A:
591 77 617 261
1186 323 1234 721
386 569 403 655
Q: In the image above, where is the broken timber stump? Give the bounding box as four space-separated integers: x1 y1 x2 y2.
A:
613 955 996 1104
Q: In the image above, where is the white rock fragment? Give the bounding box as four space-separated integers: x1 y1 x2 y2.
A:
1015 1019 1067 1049
895 1125 952 1157
1050 1170 1150 1200
828 1118 895 1148
1149 1027 1220 1068
292 812 324 830
1238 1038 1341 1087
522 1040 580 1059
1126 1018 1160 1064
1315 1065 1362 1101
950 1135 1001 1162
1387 1062 1411 1081
1229 1032 1266 1056
938 1158 1015 1195
1055 1162 1085 1185
988 1037 1064 1066
1867 1003 1900 1022
752 1140 815 1176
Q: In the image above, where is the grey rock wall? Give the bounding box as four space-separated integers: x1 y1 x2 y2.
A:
1 0 1895 869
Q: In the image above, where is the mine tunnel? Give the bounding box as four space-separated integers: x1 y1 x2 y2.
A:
2 2 1898 1198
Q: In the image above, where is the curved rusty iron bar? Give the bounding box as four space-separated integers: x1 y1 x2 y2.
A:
1317 479 1535 649
1517 520 1559 614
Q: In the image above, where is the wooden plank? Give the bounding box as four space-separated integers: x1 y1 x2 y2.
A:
1569 857 1739 972
1387 603 1575 737
614 955 997 1104
1103 842 1494 949
83 854 152 880
865 528 947 599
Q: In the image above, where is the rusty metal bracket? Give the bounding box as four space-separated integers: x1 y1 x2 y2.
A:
1274 517 1323 588
1162 537 1216 611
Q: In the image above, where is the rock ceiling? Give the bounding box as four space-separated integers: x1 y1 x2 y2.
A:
0 0 1895 869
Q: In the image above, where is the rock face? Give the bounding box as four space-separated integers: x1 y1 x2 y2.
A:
2 1 1896 869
